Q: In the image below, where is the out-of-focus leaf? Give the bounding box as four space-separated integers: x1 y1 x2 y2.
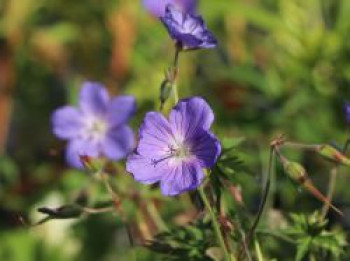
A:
147 220 214 261
295 237 312 261
0 155 19 185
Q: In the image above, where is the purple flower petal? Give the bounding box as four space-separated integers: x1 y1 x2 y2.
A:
66 139 100 169
107 96 136 127
142 0 197 17
102 126 135 160
52 106 83 140
126 153 164 184
142 0 173 17
138 112 173 157
169 97 214 140
126 96 219 196
161 5 217 49
191 130 221 168
79 82 109 115
160 161 203 196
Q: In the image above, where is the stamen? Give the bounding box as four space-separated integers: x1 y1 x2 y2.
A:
150 143 191 167
151 155 174 167
151 145 177 167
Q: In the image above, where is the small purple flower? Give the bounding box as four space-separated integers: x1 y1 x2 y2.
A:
142 0 197 17
52 82 136 169
345 103 350 124
126 97 221 196
160 5 217 50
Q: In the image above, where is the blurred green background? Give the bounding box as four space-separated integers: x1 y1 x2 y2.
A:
1 0 350 260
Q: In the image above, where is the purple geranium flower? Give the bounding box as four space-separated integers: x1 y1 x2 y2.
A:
52 82 136 169
160 5 217 50
126 97 221 196
143 0 197 17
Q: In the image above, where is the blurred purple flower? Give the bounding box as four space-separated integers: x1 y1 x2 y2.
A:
52 82 136 169
142 0 197 17
126 97 221 196
160 5 217 50
345 103 350 124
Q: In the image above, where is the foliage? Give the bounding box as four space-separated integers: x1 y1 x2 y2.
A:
0 0 350 260
284 212 347 261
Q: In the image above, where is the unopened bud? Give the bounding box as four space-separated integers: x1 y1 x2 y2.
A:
38 205 82 219
316 145 350 166
283 161 307 183
281 160 343 216
159 79 173 110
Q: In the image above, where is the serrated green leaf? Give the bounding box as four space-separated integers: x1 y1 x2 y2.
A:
296 237 312 261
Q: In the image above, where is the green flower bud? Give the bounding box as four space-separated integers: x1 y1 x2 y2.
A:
316 145 350 167
38 205 83 219
283 161 307 183
159 79 173 110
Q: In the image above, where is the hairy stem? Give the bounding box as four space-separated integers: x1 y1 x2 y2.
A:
198 185 232 261
99 173 135 259
238 147 274 260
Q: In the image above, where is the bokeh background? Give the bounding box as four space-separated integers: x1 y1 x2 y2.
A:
1 0 350 260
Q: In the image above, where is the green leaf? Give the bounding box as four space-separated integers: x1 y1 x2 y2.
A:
296 237 312 261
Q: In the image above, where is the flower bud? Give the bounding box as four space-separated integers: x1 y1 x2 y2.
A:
316 145 350 167
159 79 173 110
281 160 343 216
37 205 82 219
282 161 307 183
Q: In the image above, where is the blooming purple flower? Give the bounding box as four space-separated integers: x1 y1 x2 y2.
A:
160 5 217 50
345 103 350 124
52 82 136 169
142 0 197 17
126 97 221 196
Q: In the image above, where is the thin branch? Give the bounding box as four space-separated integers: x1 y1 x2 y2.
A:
238 147 274 260
198 185 233 261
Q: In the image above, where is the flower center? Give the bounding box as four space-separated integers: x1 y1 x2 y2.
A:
83 118 107 142
172 144 190 159
151 143 191 167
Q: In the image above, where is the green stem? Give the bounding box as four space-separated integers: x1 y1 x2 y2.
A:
99 173 135 259
254 239 264 261
198 185 232 261
172 83 179 104
145 200 169 232
239 147 274 260
320 165 337 220
256 229 295 244
172 44 181 104
282 142 319 151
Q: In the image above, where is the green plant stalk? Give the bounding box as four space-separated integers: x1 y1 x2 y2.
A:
99 173 136 260
172 44 181 104
320 166 337 220
282 142 319 150
198 185 232 261
239 147 274 260
145 200 169 232
172 82 179 104
254 239 264 261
